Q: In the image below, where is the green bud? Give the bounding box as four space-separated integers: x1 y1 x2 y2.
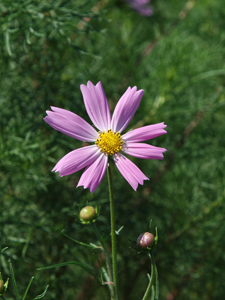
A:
0 273 9 296
137 232 155 250
80 206 97 222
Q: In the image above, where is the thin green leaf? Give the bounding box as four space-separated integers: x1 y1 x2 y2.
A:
33 285 49 300
21 276 34 300
25 31 32 45
1 253 20 300
89 243 102 249
194 69 225 81
70 44 101 59
29 27 44 37
149 219 153 230
1 248 8 254
4 31 12 56
1 251 19 299
115 226 124 235
37 261 101 284
62 231 100 249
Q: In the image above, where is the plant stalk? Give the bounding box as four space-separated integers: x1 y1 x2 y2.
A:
92 222 114 300
107 162 119 300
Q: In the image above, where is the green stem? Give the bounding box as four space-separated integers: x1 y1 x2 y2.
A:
154 253 159 300
92 223 114 300
107 163 119 300
142 252 156 300
1 295 7 300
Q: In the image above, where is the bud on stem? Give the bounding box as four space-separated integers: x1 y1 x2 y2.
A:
80 206 97 222
0 272 9 296
137 232 155 250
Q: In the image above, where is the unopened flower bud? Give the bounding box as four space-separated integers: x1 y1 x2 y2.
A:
0 273 9 296
137 232 155 250
80 206 97 222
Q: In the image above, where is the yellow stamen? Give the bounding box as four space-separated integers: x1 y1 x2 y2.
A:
95 129 123 155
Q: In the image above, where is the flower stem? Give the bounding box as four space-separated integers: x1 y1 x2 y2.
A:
91 222 114 300
107 162 119 300
142 252 156 300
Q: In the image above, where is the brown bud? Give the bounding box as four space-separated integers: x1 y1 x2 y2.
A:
137 232 155 249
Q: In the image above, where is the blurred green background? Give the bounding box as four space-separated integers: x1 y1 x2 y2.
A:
1 0 225 299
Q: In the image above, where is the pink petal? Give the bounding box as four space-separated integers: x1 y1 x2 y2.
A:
113 154 149 191
80 81 111 131
111 86 144 133
122 122 167 143
77 153 108 193
127 0 153 16
52 145 101 176
122 142 167 160
44 107 98 142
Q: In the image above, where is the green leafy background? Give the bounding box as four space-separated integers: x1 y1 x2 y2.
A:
1 0 225 299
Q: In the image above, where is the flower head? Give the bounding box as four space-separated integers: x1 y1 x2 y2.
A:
44 81 167 193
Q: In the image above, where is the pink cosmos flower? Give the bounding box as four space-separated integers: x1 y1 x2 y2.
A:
125 0 153 17
44 81 167 193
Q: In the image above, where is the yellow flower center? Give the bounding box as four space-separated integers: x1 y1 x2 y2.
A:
95 129 123 155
